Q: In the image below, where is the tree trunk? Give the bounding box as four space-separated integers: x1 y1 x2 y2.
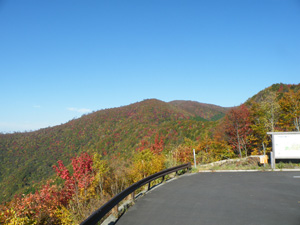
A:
294 117 300 131
236 125 242 158
262 141 266 156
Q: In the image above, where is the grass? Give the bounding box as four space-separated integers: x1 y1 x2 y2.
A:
197 157 300 171
276 161 300 169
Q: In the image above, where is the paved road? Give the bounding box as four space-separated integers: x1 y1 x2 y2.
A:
116 172 300 225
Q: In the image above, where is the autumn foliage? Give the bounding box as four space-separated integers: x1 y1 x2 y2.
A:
279 89 300 131
0 150 166 224
53 153 94 203
223 105 252 157
1 83 300 224
0 153 95 224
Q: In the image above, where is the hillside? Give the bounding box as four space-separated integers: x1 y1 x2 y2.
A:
169 100 230 121
247 83 300 104
0 99 222 203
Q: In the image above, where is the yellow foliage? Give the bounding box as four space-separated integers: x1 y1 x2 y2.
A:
196 138 235 163
55 206 75 225
172 144 193 164
251 148 260 156
90 153 110 197
129 149 165 183
2 208 36 225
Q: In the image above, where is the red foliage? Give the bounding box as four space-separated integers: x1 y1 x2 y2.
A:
53 152 94 203
224 105 252 157
137 139 149 151
150 134 164 155
1 180 63 223
1 153 94 223
71 152 93 189
53 160 71 181
173 145 193 163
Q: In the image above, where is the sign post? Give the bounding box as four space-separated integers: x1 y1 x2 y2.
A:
193 149 196 168
270 152 275 170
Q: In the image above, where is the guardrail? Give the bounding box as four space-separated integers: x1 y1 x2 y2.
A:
81 162 191 225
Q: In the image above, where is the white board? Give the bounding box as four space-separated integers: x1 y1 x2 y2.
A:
272 133 300 159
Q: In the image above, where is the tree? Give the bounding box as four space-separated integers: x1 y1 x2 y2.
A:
129 149 165 183
173 144 193 164
261 91 280 132
53 152 94 217
249 103 270 155
196 136 234 163
150 134 164 155
249 92 280 155
224 105 252 157
279 89 300 131
91 153 110 197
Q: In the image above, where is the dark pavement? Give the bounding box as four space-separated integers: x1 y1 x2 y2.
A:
116 172 300 225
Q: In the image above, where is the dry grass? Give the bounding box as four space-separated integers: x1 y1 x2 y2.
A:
197 157 300 171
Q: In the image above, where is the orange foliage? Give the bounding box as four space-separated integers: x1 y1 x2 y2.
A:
1 180 63 224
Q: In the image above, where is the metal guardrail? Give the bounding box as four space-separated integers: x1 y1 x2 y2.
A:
81 162 191 225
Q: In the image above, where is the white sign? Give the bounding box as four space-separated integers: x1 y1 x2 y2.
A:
268 132 300 159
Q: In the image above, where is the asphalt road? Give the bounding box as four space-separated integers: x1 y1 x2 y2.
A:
116 172 300 225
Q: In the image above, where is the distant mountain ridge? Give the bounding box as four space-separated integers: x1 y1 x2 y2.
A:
169 100 230 121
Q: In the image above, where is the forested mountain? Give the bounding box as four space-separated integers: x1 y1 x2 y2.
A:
0 99 223 203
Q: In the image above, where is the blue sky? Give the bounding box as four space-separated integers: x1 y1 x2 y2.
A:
1 0 300 133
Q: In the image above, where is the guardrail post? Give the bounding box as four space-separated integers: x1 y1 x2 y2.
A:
112 203 119 217
188 162 192 173
148 181 151 191
131 191 135 202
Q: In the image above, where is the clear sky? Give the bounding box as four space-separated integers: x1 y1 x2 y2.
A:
1 0 300 133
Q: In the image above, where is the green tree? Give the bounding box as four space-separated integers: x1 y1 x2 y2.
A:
249 92 280 155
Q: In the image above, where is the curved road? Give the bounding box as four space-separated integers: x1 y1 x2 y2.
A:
116 172 300 225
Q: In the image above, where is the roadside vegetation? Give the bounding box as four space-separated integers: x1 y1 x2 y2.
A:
198 157 300 171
